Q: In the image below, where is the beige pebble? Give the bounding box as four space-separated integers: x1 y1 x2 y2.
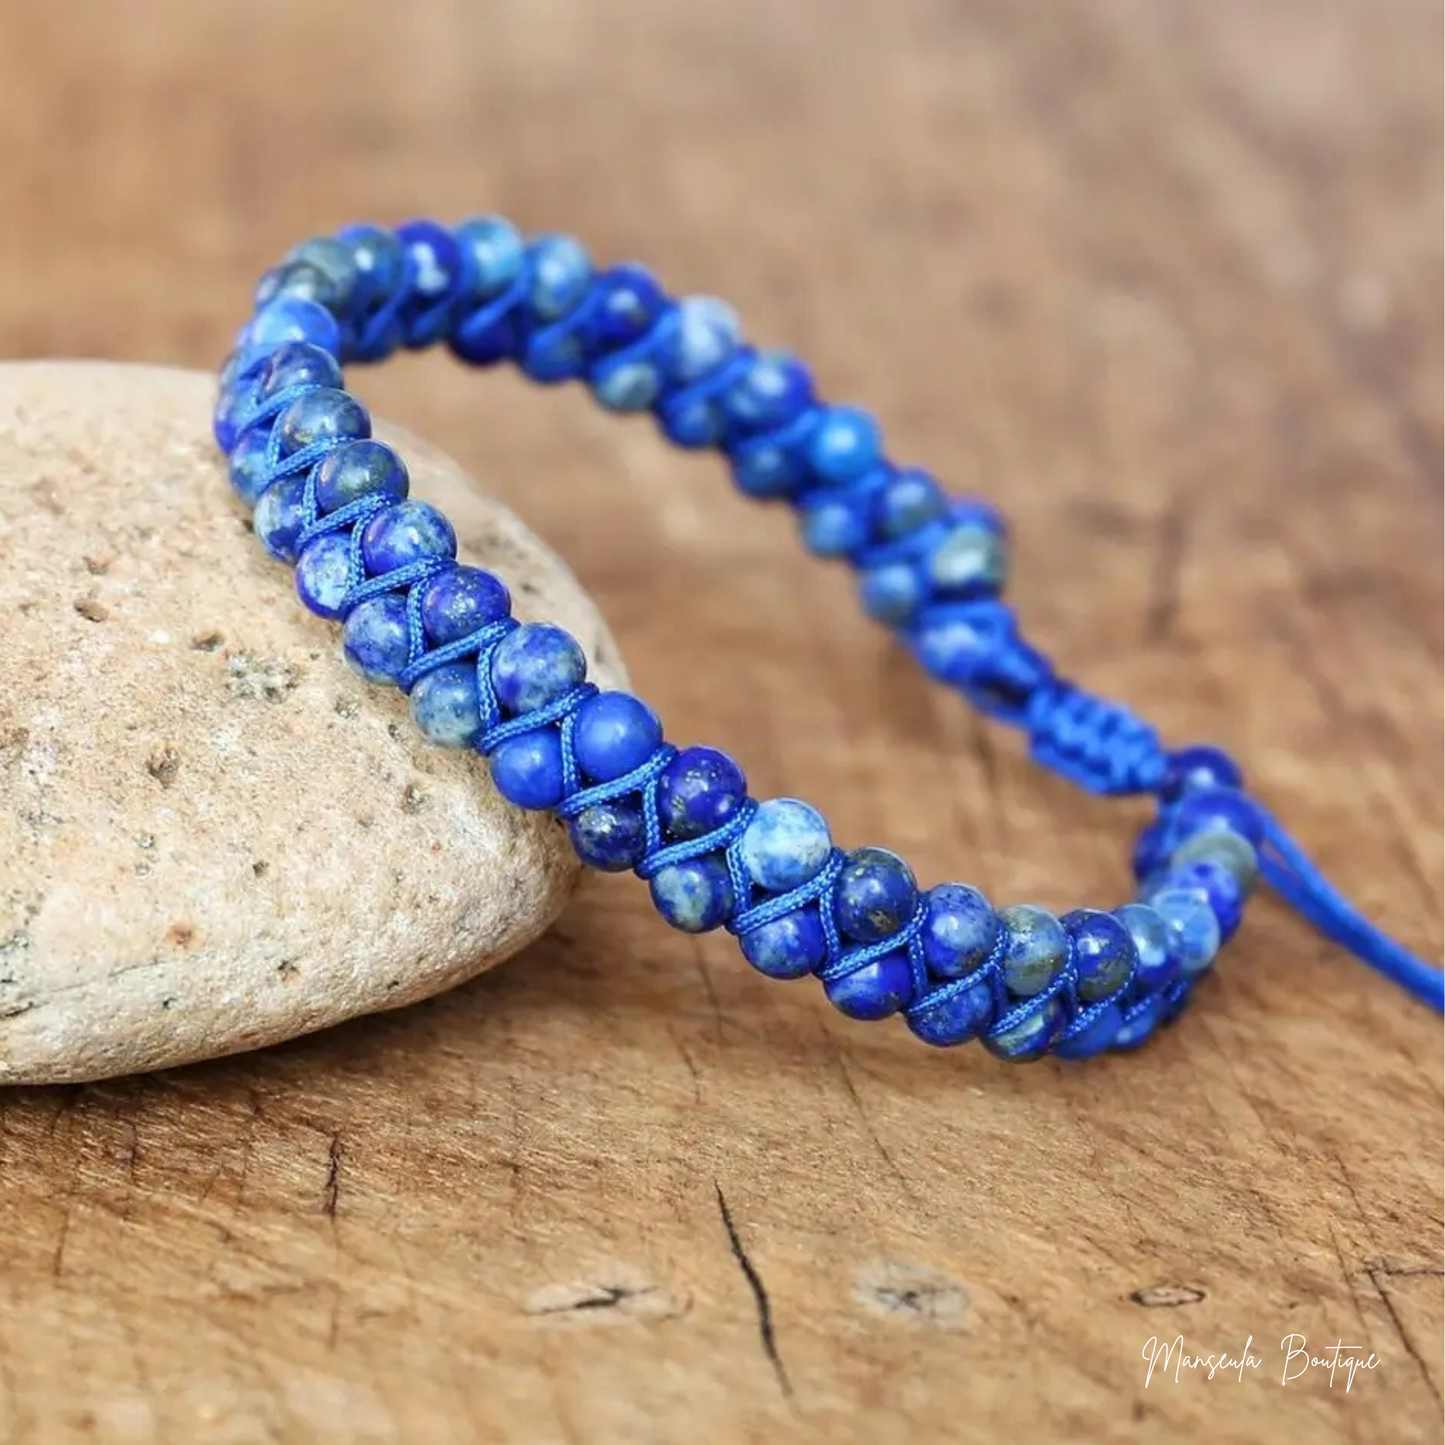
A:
0 361 626 1084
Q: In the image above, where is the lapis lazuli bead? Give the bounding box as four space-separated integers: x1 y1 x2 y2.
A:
1132 815 1175 882
1114 902 1176 993
227 427 274 508
275 388 370 456
397 219 464 317
589 264 666 350
656 746 748 841
1170 826 1259 892
342 594 411 685
1161 745 1243 801
800 496 868 559
664 296 740 384
490 622 587 715
983 997 1063 1061
337 224 407 307
1111 990 1171 1051
592 356 662 413
739 799 833 893
252 475 308 563
409 663 482 748
922 883 999 979
729 436 807 499
528 234 592 321
1160 859 1244 940
489 729 566 809
805 405 881 485
860 563 923 625
872 468 944 540
359 500 456 575
824 951 914 1021
998 904 1067 997
905 977 995 1047
1148 888 1222 976
572 691 663 783
723 351 813 433
455 215 525 300
1062 909 1135 1002
241 296 342 358
314 439 409 515
418 565 512 647
284 237 360 315
568 801 647 873
834 847 918 944
739 909 825 980
255 340 344 403
294 534 353 620
1053 1001 1126 1060
1173 786 1264 847
650 855 735 933
927 523 1007 596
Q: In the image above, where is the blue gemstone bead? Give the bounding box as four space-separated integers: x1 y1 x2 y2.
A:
825 951 914 1021
337 224 407 306
804 405 882 485
255 340 344 403
528 234 592 321
1061 908 1135 1002
860 563 923 625
872 468 944 539
722 351 813 432
252 475 309 563
275 388 370 456
1114 902 1177 993
1053 1001 1126 1060
589 264 665 350
1112 990 1171 1050
1148 888 1222 976
739 799 833 893
1173 786 1264 847
451 310 520 367
284 237 359 316
927 523 1007 595
912 607 1022 688
1157 859 1244 940
359 501 456 574
241 296 342 357
1162 745 1243 801
293 535 354 619
1132 815 1175 882
592 357 662 412
418 566 511 647
408 663 483 749
649 856 735 933
213 380 249 453
568 802 647 873
313 439 409 515
455 215 525 299
662 395 727 449
489 729 566 809
664 296 740 383
904 977 995 1047
254 261 331 311
998 904 1067 997
490 623 587 715
800 497 868 559
1170 826 1259 892
657 746 748 841
342 595 411 685
983 998 1063 1061
834 847 919 944
739 909 826 980
922 883 999 978
397 220 464 314
729 436 807 498
227 427 273 508
572 692 663 783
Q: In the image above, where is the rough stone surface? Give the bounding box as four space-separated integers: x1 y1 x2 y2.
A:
0 362 627 1084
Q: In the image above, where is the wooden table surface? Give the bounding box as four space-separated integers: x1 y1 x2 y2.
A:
0 2 1440 1442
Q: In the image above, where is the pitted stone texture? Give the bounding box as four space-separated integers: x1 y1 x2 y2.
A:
0 362 626 1084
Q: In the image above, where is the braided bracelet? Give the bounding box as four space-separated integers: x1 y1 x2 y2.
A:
212 217 1442 1062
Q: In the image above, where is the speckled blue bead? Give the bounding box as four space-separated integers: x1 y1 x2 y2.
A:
859 563 923 625
1173 786 1264 847
528 234 592 321
723 351 813 432
739 799 833 893
337 224 407 307
834 848 918 944
592 354 662 412
313 440 409 515
1053 1001 1126 1061
255 340 344 402
1112 991 1172 1051
418 565 512 647
998 904 1067 997
213 382 249 453
1170 826 1259 892
927 523 1007 595
455 215 525 300
1156 859 1244 940
489 729 566 809
408 664 483 749
275 388 370 456
284 237 359 315
805 405 881 485
650 855 735 933
490 623 587 715
729 435 807 498
921 883 999 979
800 496 869 559
396 219 464 325
1148 888 1221 976
1132 815 1175 882
983 998 1063 1061
872 468 944 539
254 260 330 311
252 475 308 562
1162 745 1243 801
359 500 456 574
227 427 274 508
657 746 748 841
664 296 740 384
905 977 995 1047
825 952 914 1021
241 296 342 359
1062 909 1135 1002
1114 902 1176 993
661 393 727 450
294 534 353 620
568 802 647 873
342 594 411 685
590 264 666 350
571 691 663 783
739 909 826 980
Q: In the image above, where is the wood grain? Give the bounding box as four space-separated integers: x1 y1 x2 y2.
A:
0 1 1440 1441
